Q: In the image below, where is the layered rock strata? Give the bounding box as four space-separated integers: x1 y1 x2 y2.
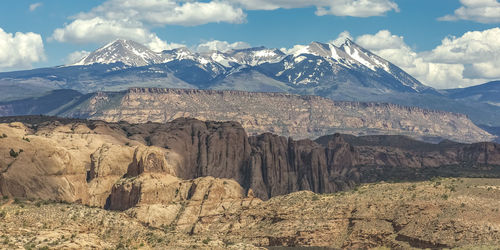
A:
53 88 496 143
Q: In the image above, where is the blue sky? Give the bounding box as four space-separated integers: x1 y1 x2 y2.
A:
1 0 500 88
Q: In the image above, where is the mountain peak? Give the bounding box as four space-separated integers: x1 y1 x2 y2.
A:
73 39 162 67
342 37 354 46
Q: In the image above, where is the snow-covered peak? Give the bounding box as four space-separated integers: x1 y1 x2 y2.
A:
161 47 197 62
227 47 286 66
339 39 390 72
287 40 392 72
73 39 163 67
198 50 235 67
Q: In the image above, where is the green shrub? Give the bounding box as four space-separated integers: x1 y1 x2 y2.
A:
9 149 19 158
22 137 30 142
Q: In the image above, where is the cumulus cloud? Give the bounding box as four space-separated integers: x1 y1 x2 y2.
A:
281 44 308 55
330 31 353 46
426 28 500 79
51 0 246 51
351 28 500 89
228 0 398 17
29 2 42 12
196 40 250 52
51 17 181 52
0 27 46 71
77 0 246 26
65 50 90 65
439 0 500 23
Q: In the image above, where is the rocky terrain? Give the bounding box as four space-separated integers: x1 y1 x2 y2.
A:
1 178 500 249
1 117 500 248
0 88 493 143
0 116 499 202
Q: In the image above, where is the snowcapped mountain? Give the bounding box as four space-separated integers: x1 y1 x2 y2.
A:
2 38 500 126
269 39 428 93
6 38 433 96
226 47 286 66
73 39 163 67
2 38 436 100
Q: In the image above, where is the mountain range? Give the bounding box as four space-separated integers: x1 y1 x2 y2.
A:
0 39 499 131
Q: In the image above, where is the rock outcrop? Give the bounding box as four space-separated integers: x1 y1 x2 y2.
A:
2 117 500 248
1 117 499 203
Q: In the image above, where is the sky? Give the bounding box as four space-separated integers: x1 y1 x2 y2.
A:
1 0 500 89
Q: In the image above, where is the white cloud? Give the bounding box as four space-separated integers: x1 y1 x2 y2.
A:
77 0 246 26
51 17 181 52
65 50 90 65
52 0 398 49
0 27 46 71
228 0 398 17
439 0 500 23
352 28 500 89
196 40 250 52
51 0 246 51
29 2 42 12
330 30 353 46
426 28 500 79
281 44 308 55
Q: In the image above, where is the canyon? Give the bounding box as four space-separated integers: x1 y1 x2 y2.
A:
1 117 500 248
1 116 499 202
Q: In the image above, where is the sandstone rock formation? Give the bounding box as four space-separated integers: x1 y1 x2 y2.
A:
1 117 500 248
48 88 497 143
1 117 500 203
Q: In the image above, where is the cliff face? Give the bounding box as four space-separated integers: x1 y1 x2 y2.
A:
2 117 498 203
59 88 494 143
114 118 500 199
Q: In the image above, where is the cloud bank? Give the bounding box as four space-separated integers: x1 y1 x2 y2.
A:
439 0 500 23
345 28 500 89
51 0 399 50
196 40 251 52
0 27 45 71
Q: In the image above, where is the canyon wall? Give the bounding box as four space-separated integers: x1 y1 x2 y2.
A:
1 117 499 203
60 88 494 143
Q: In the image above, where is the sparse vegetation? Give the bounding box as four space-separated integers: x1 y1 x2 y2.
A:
9 149 19 158
0 178 499 249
